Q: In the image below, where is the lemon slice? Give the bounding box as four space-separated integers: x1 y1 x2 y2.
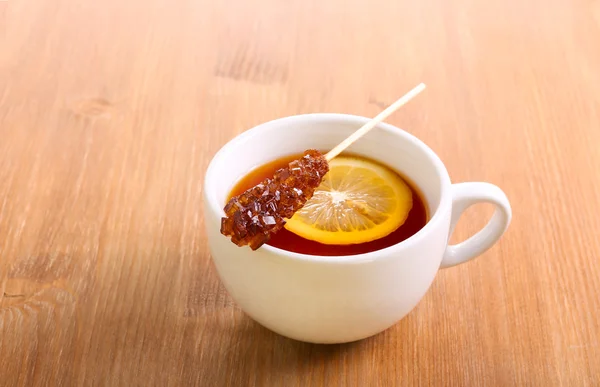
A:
284 156 413 245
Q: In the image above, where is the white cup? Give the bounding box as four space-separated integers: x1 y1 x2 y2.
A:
203 114 512 344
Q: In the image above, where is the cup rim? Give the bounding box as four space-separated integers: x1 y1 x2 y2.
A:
205 113 452 263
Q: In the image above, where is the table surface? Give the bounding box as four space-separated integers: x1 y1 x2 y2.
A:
2 0 599 385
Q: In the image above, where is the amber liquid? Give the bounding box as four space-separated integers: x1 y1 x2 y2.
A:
228 154 429 256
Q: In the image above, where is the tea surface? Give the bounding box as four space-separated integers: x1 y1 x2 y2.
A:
228 154 428 256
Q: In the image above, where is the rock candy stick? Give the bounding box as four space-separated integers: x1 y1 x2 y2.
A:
220 83 426 250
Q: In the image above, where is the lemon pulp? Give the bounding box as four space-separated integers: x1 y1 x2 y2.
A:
284 156 413 245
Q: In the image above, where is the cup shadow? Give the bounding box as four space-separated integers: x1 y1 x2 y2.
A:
183 313 369 386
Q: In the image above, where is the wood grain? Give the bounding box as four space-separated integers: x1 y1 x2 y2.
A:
1 0 599 385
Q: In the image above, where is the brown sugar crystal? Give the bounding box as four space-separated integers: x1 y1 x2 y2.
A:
220 149 329 250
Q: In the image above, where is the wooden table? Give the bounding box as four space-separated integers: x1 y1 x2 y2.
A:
1 0 599 385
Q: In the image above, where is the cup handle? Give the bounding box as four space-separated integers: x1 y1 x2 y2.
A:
440 182 512 269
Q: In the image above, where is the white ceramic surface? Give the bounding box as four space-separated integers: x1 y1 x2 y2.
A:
203 114 512 344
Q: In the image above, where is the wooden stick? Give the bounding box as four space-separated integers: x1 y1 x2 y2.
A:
325 83 426 161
